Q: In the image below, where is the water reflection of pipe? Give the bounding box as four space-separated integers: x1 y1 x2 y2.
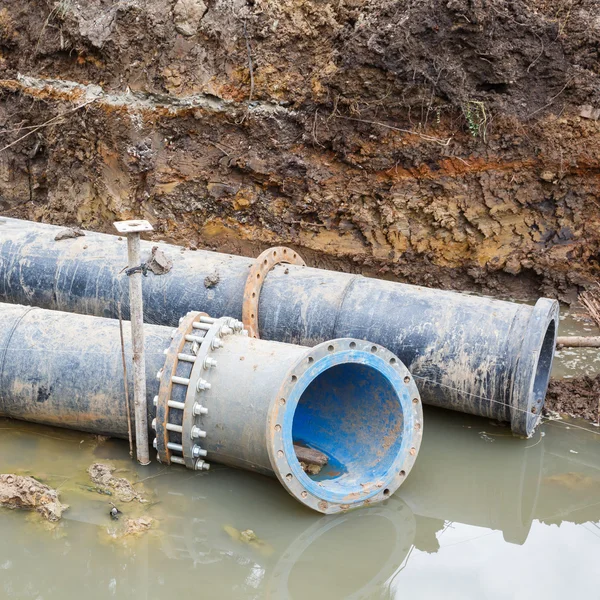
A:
398 407 545 545
155 468 416 600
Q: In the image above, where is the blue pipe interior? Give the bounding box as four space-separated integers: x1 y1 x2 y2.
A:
291 362 406 497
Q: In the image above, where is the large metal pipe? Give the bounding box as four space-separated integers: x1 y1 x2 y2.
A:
0 217 559 436
0 302 422 514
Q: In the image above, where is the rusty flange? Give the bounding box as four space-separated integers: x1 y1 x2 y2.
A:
154 311 207 465
242 247 305 338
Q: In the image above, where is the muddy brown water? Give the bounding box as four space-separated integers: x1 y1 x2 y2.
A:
0 307 598 599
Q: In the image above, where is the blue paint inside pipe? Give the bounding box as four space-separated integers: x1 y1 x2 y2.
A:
283 351 414 504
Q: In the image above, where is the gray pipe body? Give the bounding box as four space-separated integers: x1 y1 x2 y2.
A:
0 217 558 435
0 302 421 513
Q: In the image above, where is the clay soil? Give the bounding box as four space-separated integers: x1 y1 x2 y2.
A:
545 375 600 423
0 0 599 302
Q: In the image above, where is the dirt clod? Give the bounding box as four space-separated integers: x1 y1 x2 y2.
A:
54 227 85 241
145 246 173 275
124 516 154 536
204 270 220 288
88 463 146 503
0 474 68 522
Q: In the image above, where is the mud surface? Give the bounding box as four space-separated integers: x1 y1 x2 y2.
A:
1 0 599 300
88 463 146 503
0 474 68 521
546 375 600 423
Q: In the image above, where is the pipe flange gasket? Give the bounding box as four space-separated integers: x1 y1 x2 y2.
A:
155 311 207 465
242 246 306 339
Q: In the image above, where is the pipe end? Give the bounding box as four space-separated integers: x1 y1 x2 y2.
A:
267 339 423 514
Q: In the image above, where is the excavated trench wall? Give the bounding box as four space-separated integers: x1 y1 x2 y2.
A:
0 0 599 301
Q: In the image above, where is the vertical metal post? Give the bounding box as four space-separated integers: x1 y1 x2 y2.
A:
114 219 154 465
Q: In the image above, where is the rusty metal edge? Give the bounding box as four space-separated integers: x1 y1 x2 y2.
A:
242 246 306 339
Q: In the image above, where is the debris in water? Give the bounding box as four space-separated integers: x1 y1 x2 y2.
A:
223 525 273 555
0 474 68 522
124 516 153 536
87 463 146 503
109 503 121 520
54 227 85 241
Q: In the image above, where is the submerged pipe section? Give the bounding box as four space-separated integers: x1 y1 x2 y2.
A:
0 217 559 436
0 302 422 514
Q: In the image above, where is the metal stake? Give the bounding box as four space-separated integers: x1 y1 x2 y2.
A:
114 219 154 465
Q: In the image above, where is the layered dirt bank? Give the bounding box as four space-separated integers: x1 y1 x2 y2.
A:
1 0 599 300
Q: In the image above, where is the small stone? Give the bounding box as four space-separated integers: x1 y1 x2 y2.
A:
539 171 556 183
173 0 207 37
580 105 600 120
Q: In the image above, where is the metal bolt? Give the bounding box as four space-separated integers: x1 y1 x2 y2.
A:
153 395 158 407
211 338 223 350
196 379 212 392
191 425 207 439
171 456 185 465
194 459 210 471
199 316 216 324
152 438 158 449
192 445 207 458
151 418 157 430
156 369 163 380
193 402 208 416
204 357 217 369
220 325 233 336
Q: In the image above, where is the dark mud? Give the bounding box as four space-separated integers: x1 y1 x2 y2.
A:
0 0 599 300
545 375 600 423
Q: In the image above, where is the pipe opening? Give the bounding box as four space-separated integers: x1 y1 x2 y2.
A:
290 363 404 495
531 318 556 411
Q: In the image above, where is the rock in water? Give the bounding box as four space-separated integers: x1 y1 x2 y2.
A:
0 474 68 522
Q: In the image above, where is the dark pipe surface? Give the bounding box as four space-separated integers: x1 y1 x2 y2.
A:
0 217 559 435
0 303 167 437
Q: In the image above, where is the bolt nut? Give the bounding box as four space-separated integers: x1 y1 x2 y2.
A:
151 418 157 430
153 395 158 407
192 445 208 458
220 325 233 337
196 379 212 392
153 438 158 449
194 459 210 471
211 338 223 350
204 357 217 369
156 369 163 380
191 425 207 439
193 402 208 416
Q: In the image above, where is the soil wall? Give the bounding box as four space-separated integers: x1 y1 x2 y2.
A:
1 0 599 300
